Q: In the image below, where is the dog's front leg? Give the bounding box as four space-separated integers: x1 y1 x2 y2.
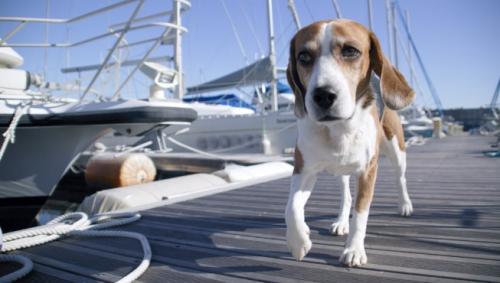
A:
330 175 351 235
340 158 378 267
285 171 317 261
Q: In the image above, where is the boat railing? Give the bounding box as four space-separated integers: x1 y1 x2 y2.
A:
0 0 190 101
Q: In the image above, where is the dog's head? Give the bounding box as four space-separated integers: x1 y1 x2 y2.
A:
287 19 415 121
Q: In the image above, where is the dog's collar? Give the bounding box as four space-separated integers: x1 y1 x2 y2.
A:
370 73 385 121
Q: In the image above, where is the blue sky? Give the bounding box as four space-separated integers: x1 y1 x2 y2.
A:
1 0 499 109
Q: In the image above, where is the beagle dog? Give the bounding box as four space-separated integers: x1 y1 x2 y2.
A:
285 19 415 267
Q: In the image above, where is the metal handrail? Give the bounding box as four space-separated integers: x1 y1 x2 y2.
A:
61 56 171 74
110 28 174 100
109 10 174 29
3 22 187 48
0 0 191 102
116 35 174 50
80 0 145 100
0 0 189 25
0 22 26 45
0 0 139 36
0 0 143 25
0 0 190 48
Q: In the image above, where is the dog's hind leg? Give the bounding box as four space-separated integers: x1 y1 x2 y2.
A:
384 136 413 216
330 175 351 235
285 171 317 261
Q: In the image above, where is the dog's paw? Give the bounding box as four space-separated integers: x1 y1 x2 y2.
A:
339 245 367 267
286 224 312 261
330 219 349 236
399 199 413 217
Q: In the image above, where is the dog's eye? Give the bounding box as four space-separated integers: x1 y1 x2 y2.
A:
341 46 361 59
297 52 313 65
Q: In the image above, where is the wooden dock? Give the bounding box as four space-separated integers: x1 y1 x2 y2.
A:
2 135 500 282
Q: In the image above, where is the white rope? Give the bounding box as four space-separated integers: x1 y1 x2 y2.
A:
219 0 248 64
0 212 150 283
167 136 226 160
405 135 427 147
0 254 33 283
0 103 29 161
241 6 264 55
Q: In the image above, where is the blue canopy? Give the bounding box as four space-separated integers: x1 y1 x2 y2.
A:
265 81 292 94
183 93 255 110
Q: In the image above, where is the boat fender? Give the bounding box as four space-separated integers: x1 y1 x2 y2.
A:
85 153 156 189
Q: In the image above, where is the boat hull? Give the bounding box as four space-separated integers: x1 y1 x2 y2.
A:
170 111 297 155
0 196 46 231
0 99 197 230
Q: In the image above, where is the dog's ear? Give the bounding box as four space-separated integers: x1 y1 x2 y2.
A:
287 37 306 118
369 31 415 110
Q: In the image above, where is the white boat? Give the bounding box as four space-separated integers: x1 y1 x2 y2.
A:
0 0 195 231
172 109 296 155
399 107 434 138
165 0 298 156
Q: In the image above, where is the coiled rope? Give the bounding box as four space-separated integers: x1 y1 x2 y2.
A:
405 135 427 147
0 212 150 283
0 103 29 161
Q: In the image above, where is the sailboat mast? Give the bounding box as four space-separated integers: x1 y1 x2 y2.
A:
405 9 414 88
331 0 343 18
491 78 500 119
174 0 184 99
391 1 399 68
385 0 394 62
367 0 373 30
393 1 443 116
287 0 302 30
267 0 278 111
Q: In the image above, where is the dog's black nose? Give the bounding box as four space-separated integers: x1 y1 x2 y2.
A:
313 87 337 109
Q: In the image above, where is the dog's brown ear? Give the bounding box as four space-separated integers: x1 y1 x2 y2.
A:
287 37 306 118
369 32 415 110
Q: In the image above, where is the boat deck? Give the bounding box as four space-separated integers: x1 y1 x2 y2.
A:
3 135 500 282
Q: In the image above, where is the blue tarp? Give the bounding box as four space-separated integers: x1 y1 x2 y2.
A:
183 93 255 110
184 81 292 111
265 81 292 94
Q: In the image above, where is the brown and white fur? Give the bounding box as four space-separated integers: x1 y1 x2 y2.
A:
285 19 415 267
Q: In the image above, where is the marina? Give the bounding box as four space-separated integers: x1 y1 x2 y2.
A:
1 135 499 282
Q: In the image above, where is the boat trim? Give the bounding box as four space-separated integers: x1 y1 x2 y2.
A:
0 106 197 127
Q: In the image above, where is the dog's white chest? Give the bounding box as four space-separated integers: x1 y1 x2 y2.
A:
325 129 372 173
298 111 377 175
